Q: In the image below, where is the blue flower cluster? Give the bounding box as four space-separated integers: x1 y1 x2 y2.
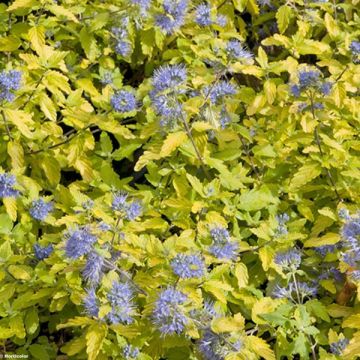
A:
194 4 227 27
110 90 137 113
0 173 19 198
64 226 97 259
83 288 99 317
341 214 360 268
150 64 187 127
29 198 54 221
275 213 289 236
0 70 21 102
272 281 317 303
112 191 142 220
156 0 188 34
274 249 301 271
170 253 205 278
290 69 332 98
107 281 136 324
112 21 132 57
209 227 238 260
33 244 54 260
198 330 242 360
350 41 360 55
82 251 104 285
314 244 339 257
205 81 236 105
131 0 151 15
153 286 188 336
329 338 349 355
226 39 253 62
123 344 140 359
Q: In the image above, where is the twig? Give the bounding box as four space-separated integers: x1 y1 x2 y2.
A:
238 135 260 180
179 111 211 180
1 109 12 140
103 259 147 296
308 94 341 202
26 125 99 155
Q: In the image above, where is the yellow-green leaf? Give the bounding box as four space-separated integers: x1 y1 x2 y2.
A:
28 26 45 55
276 5 292 33
8 265 32 280
289 163 321 190
39 92 57 121
0 36 21 51
7 0 38 11
234 263 248 289
247 336 276 360
160 131 187 157
7 141 24 170
86 324 107 360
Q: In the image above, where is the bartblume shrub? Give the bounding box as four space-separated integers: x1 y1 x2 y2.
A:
0 0 359 359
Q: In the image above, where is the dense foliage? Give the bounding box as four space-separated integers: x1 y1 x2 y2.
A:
0 0 359 359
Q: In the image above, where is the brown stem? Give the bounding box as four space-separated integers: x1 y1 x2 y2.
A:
1 109 12 140
309 94 341 202
179 111 211 180
27 125 99 155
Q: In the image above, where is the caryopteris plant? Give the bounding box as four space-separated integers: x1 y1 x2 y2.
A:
0 0 359 359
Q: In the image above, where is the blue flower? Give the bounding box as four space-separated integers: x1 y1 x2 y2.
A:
0 173 19 198
150 92 183 127
274 249 301 270
298 69 320 88
341 215 360 267
123 344 140 359
112 191 128 211
314 245 338 257
153 286 188 336
111 90 137 113
29 198 54 221
198 330 242 360
195 4 212 26
216 14 227 27
290 84 301 97
114 40 132 57
219 107 231 128
275 213 289 236
205 81 236 104
125 200 142 220
272 281 317 303
34 244 53 260
330 338 349 355
320 82 332 95
131 0 151 15
156 0 188 34
209 227 238 260
171 253 205 278
226 39 253 62
101 72 113 85
350 41 360 55
0 70 22 102
83 288 99 317
82 251 104 285
64 226 97 259
107 281 136 324
152 64 187 93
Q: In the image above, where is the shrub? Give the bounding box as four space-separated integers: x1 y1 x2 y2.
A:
0 0 359 359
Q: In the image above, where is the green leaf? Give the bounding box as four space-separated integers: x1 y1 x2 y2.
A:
80 27 100 61
0 215 13 236
29 344 50 360
8 265 32 280
25 308 39 335
0 36 21 51
247 336 276 360
234 263 248 289
28 26 45 55
276 6 292 33
160 131 187 157
7 0 39 11
237 186 279 211
289 163 321 190
86 324 107 360
306 299 330 322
